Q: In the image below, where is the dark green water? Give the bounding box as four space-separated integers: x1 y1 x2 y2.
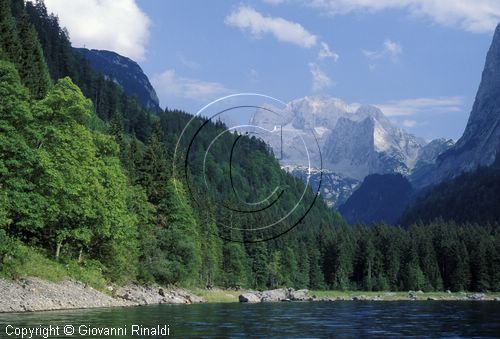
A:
1 301 500 338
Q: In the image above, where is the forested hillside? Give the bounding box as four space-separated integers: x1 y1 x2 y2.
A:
400 162 500 226
1 0 499 293
339 174 413 225
0 0 342 290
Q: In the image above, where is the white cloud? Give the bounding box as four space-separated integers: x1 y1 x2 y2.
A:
308 0 500 33
363 39 402 61
309 63 333 91
375 96 464 116
152 70 231 102
179 55 201 70
44 0 150 61
402 119 417 128
225 5 317 48
318 42 339 61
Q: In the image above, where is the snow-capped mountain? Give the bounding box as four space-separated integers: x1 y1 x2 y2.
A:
282 165 360 208
250 95 452 207
252 96 433 180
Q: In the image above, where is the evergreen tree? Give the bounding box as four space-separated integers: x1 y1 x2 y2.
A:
0 0 21 65
138 121 169 205
155 178 202 285
17 12 51 99
221 240 249 288
198 206 222 288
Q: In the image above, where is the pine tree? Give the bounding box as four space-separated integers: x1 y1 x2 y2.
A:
155 178 202 285
198 205 222 288
221 240 249 288
138 121 169 205
249 241 268 289
0 0 21 65
123 137 143 184
17 12 51 99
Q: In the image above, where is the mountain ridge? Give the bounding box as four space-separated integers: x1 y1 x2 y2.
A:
74 48 162 113
413 23 500 188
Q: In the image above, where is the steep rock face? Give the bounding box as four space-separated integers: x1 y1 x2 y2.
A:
251 96 426 181
416 138 455 167
420 24 500 187
250 96 436 207
410 138 455 185
74 48 161 112
322 105 424 180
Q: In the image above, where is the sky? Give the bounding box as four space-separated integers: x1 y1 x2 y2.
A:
42 0 499 141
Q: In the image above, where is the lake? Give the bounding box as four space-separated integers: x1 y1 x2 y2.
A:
1 301 499 338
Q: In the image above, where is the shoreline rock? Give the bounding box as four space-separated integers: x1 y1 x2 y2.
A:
2 278 499 313
238 288 500 303
239 288 313 303
0 277 202 313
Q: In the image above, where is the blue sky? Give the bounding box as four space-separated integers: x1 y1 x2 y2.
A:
44 0 499 140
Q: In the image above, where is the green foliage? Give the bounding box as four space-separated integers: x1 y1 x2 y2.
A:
401 165 500 226
0 0 50 98
153 179 202 286
221 241 249 289
0 60 46 234
199 211 222 287
1 0 498 295
24 0 152 139
0 0 21 65
320 222 500 292
17 12 51 98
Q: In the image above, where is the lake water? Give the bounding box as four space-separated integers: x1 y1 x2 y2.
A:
1 301 499 338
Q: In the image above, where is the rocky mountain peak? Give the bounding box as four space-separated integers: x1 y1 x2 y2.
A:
74 48 162 113
416 23 500 187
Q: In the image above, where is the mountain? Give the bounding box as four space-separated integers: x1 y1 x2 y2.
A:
252 96 429 181
338 174 414 224
251 96 449 208
282 165 360 208
414 24 500 188
323 105 424 179
401 160 500 226
74 48 162 113
410 138 455 186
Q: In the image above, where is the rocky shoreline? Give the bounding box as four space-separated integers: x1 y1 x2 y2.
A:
0 277 202 313
238 288 500 303
1 278 499 313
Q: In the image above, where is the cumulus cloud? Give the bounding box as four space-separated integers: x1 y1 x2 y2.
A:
152 70 231 102
308 0 500 33
225 5 317 48
375 96 464 116
309 63 333 91
44 0 150 61
363 39 403 62
318 41 339 61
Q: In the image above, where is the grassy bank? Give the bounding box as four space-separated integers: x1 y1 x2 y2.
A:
190 289 500 303
0 242 108 290
309 290 500 301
